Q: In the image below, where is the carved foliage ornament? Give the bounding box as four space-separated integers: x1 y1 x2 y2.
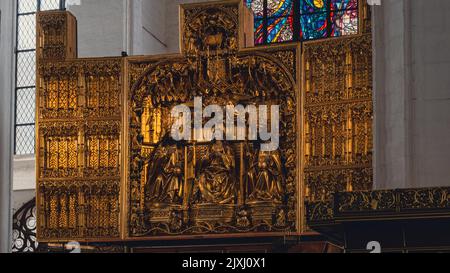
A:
306 188 450 223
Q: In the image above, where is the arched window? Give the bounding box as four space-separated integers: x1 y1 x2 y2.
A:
15 0 66 155
245 0 359 45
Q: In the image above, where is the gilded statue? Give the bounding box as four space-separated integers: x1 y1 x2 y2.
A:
247 149 285 203
193 141 236 204
145 143 184 207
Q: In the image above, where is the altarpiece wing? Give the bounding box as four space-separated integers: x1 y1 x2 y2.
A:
126 2 299 237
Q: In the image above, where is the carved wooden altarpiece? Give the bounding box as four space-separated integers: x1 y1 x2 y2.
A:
35 0 373 244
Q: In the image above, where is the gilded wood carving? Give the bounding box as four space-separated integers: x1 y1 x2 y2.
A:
127 1 298 237
35 0 373 242
303 34 373 203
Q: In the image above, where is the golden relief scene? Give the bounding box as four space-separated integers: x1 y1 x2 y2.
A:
127 2 298 236
35 0 373 242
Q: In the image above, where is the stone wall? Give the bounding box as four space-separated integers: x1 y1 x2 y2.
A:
373 0 450 189
67 0 125 57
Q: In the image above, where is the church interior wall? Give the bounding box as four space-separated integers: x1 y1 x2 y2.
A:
137 0 167 55
374 0 450 190
409 0 450 188
67 0 125 57
373 0 410 189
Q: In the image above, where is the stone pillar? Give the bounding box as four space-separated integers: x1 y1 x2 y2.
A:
373 0 450 189
0 0 15 253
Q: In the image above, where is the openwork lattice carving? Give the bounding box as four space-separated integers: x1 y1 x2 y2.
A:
38 180 120 239
303 34 373 202
36 27 123 241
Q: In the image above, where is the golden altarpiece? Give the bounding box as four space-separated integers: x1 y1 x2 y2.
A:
35 0 372 250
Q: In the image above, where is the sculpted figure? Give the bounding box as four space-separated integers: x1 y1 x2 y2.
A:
193 141 236 204
247 150 284 203
145 145 184 207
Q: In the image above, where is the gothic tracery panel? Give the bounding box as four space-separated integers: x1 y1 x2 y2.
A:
36 13 123 240
303 34 373 202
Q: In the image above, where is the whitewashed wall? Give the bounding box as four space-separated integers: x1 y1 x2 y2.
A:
67 0 125 57
373 0 450 189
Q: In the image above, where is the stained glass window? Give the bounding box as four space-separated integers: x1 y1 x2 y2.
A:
245 0 359 44
15 0 66 155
